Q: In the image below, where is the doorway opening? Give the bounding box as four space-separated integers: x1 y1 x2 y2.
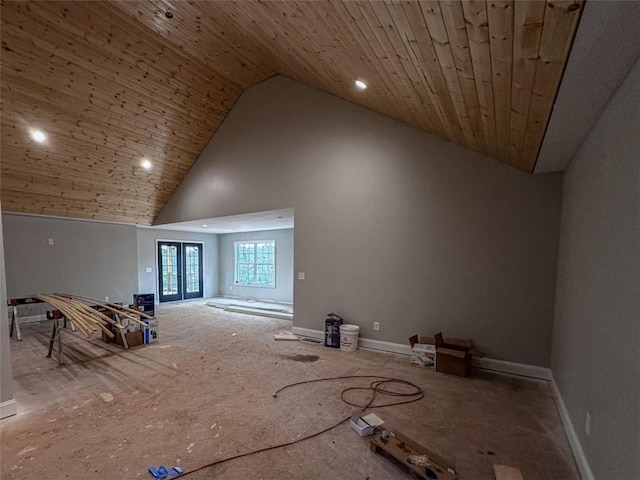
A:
157 241 204 302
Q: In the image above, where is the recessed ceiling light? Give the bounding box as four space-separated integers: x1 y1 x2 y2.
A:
355 80 367 90
31 129 46 143
201 224 208 228
141 159 152 170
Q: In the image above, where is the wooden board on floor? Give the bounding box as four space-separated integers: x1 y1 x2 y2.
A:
494 464 524 480
370 430 457 480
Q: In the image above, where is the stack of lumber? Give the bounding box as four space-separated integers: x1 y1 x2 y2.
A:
32 293 153 339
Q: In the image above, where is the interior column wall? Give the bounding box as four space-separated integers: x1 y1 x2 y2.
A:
0 203 15 414
551 59 640 479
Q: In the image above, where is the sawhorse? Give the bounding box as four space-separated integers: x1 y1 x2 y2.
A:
8 297 74 341
8 303 22 341
46 309 77 365
47 316 65 365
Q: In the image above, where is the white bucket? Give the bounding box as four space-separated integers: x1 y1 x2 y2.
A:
340 324 360 352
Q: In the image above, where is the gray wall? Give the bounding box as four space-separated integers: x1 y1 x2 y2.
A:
0 204 14 406
551 60 640 479
136 228 218 301
156 76 563 366
218 228 293 302
2 214 138 305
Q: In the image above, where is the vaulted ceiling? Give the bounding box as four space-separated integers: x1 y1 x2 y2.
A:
1 0 583 225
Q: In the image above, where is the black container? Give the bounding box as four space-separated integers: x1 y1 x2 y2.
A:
133 293 155 317
324 313 343 348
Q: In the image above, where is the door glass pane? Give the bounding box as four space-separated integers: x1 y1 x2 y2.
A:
161 245 179 295
185 245 200 294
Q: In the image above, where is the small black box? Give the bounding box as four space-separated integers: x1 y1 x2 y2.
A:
133 293 155 316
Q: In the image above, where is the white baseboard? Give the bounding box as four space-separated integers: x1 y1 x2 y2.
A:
292 327 324 339
472 357 551 380
291 327 550 380
359 337 412 355
550 374 594 480
0 399 17 419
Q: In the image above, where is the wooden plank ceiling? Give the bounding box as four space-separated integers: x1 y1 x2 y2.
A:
1 0 583 225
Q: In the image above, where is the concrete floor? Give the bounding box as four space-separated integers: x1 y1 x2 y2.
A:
1 301 578 479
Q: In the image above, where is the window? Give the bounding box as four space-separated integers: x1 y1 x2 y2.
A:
234 240 276 287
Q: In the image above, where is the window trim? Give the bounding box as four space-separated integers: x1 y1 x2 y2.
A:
233 239 277 289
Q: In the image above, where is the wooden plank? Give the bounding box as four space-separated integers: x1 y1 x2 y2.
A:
402 0 465 145
381 0 453 138
509 1 546 167
368 1 444 135
109 1 272 88
330 0 419 127
1 152 185 191
0 194 147 225
419 0 477 151
33 294 95 338
2 3 236 122
370 429 457 480
222 1 330 87
439 0 486 154
48 295 124 329
493 464 524 480
521 0 583 171
302 1 409 123
58 293 153 322
461 0 498 159
343 1 425 128
0 177 166 211
1 80 218 148
487 0 514 163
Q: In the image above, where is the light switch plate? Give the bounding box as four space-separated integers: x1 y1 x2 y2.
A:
298 272 305 280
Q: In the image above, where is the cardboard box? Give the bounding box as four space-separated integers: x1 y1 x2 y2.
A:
114 330 144 348
408 335 437 369
350 412 385 437
408 332 482 377
350 412 375 436
143 319 158 344
434 332 482 377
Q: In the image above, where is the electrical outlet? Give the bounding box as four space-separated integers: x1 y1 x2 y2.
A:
585 412 591 436
47 238 54 246
298 272 306 280
373 322 380 331
104 296 109 302
145 267 153 273
229 286 233 290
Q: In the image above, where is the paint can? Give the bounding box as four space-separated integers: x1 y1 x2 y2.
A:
324 313 343 348
340 324 360 352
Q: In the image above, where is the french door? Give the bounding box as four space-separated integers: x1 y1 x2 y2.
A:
157 241 203 302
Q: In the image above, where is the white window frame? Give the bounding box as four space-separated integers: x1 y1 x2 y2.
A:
234 239 276 288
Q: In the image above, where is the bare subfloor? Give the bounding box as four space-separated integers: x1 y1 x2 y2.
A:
1 302 578 479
